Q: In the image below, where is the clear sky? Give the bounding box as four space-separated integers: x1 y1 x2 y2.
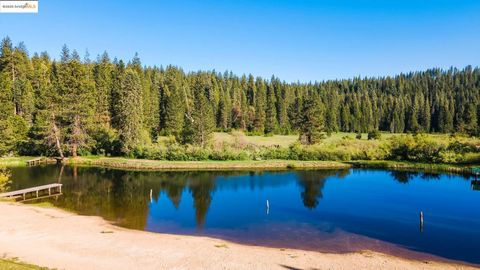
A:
1 0 479 82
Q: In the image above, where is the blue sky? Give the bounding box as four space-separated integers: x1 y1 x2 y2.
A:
0 0 479 82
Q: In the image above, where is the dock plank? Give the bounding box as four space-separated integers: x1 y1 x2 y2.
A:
0 183 62 198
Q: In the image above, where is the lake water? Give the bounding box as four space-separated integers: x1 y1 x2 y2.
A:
8 166 480 265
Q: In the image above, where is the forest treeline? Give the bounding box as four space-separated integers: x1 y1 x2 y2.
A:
0 37 479 157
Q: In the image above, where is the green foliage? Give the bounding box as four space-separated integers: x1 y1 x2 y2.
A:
84 132 480 164
298 95 325 144
0 115 29 155
182 84 215 147
0 166 11 192
132 143 251 161
368 130 381 140
90 126 121 156
160 66 185 137
264 83 277 134
117 68 144 154
1 37 480 159
386 134 477 163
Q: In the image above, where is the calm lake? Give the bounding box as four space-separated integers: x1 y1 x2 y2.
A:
8 166 480 265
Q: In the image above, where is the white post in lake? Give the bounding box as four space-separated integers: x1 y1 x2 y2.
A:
420 211 424 232
266 199 270 215
150 189 153 203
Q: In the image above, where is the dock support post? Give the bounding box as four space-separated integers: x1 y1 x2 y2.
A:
420 211 424 232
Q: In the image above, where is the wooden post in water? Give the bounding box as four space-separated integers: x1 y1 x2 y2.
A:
420 211 424 232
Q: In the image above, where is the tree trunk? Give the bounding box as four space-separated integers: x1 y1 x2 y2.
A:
52 119 64 159
71 144 77 158
71 115 81 158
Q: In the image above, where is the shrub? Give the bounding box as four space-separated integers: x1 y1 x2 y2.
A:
438 150 463 163
91 127 120 156
260 146 291 160
209 146 250 160
356 132 362 140
0 167 11 192
447 140 476 154
388 134 445 163
133 144 167 160
368 130 381 140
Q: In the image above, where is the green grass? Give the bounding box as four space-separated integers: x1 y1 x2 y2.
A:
71 156 350 170
211 131 435 145
0 258 52 270
212 131 405 146
2 132 478 172
0 157 39 167
349 160 474 174
212 132 297 147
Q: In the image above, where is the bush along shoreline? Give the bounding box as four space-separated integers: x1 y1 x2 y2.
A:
128 133 480 164
2 133 478 174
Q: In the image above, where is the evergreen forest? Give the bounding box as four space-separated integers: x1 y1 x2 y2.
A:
1 37 479 159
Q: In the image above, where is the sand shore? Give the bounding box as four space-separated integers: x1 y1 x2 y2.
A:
0 202 477 270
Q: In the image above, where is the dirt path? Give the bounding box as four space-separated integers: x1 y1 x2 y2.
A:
0 202 477 270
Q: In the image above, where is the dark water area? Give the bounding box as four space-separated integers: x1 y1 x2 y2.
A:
8 166 480 265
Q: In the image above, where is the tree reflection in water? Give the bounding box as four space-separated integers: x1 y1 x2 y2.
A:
12 167 350 228
297 170 349 209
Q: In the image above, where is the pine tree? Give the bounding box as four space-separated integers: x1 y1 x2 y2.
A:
93 51 113 127
216 94 229 131
265 83 277 134
0 38 33 154
54 46 95 157
1 37 480 156
465 103 478 135
287 94 302 132
272 77 288 134
298 94 324 144
421 98 431 132
160 67 185 138
253 78 266 134
340 103 350 131
408 95 421 132
183 87 215 147
117 68 143 153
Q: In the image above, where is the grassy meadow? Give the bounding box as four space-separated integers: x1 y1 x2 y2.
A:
1 131 479 171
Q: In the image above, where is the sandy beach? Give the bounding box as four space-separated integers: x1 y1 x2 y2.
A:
0 202 477 270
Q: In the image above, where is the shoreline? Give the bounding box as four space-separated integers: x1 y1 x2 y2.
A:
348 160 475 175
69 157 351 171
0 202 478 270
1 156 475 175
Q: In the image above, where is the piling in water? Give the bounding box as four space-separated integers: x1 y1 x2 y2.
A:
266 199 270 215
420 211 424 232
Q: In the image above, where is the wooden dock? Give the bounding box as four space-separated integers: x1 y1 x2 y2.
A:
0 183 62 201
26 157 46 167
